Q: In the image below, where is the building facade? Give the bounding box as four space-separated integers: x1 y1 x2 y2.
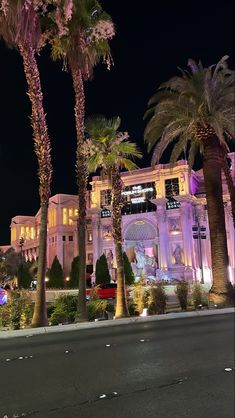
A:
5 153 235 284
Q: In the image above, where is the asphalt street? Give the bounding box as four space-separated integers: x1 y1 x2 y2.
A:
0 313 234 418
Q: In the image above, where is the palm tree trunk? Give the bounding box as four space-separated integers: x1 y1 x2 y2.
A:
222 157 235 228
71 65 88 321
111 167 129 318
32 203 48 326
203 137 232 307
19 42 52 327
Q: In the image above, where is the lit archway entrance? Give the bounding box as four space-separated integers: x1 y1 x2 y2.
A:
124 220 158 278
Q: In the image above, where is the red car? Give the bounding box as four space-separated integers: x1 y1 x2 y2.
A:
86 283 130 300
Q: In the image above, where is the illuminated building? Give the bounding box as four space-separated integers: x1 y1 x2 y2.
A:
4 153 235 284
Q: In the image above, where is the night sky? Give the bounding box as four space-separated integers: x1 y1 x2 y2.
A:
0 0 235 244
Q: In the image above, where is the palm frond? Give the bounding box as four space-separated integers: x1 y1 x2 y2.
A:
145 56 235 165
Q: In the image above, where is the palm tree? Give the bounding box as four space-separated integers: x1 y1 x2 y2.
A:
0 1 52 326
144 56 235 307
47 0 115 321
85 116 142 318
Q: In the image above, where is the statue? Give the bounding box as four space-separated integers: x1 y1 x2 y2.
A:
143 255 158 277
134 242 146 270
173 244 184 265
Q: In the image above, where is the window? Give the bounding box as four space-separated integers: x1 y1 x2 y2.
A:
30 227 35 239
62 235 66 241
48 209 57 228
63 207 76 225
165 178 179 198
68 208 73 225
87 253 93 264
68 235 73 241
100 189 112 207
87 232 93 242
11 227 16 242
20 226 25 238
62 208 67 225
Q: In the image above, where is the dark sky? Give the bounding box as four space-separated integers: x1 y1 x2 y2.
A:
0 0 235 244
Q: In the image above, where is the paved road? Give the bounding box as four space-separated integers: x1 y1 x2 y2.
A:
0 314 234 418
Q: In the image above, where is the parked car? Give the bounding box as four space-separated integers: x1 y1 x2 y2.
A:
86 283 130 300
0 287 8 305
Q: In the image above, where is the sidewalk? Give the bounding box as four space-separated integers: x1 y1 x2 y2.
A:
0 307 234 339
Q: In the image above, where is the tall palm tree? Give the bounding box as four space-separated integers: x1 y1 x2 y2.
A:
144 56 235 307
85 116 142 318
0 0 52 326
47 0 115 321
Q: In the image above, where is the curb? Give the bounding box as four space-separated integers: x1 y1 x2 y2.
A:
0 307 234 339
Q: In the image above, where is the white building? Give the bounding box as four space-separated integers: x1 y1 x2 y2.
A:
6 153 235 285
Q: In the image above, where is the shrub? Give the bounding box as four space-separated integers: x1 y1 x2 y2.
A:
87 299 113 321
127 299 139 316
95 254 111 285
17 261 33 289
123 252 135 285
69 256 79 288
175 280 189 311
48 294 77 325
0 290 32 329
148 282 168 314
131 277 149 315
191 282 208 309
48 256 64 288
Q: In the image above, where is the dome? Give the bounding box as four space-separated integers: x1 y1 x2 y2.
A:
125 221 157 241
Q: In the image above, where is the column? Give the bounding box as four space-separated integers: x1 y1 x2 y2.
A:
179 201 194 267
225 202 235 283
153 198 169 269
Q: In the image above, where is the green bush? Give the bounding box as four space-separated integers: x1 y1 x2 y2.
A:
123 252 135 285
175 280 189 311
86 299 113 321
131 277 149 315
69 256 79 288
0 290 32 329
17 261 33 289
48 256 64 289
127 299 139 316
148 282 168 314
95 254 111 285
48 294 77 325
191 282 208 309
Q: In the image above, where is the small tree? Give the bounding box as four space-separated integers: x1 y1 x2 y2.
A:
48 256 64 289
17 261 33 289
175 280 189 311
149 282 168 314
191 282 205 309
95 254 111 285
123 252 135 285
69 256 80 289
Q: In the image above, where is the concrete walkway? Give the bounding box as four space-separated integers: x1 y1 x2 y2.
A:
0 307 234 339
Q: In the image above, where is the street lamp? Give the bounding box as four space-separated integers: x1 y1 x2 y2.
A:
192 222 207 284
